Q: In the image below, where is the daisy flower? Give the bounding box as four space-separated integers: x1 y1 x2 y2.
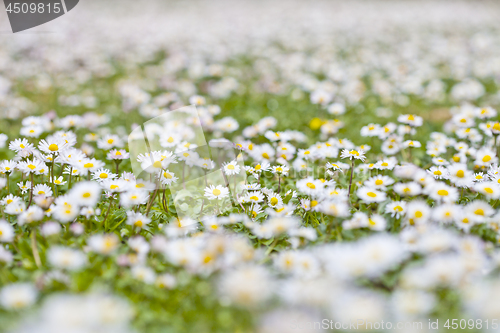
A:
87 234 119 255
427 166 449 180
127 211 151 229
356 187 387 203
0 160 17 174
367 214 387 231
38 138 67 155
340 149 366 161
246 191 265 204
296 177 325 197
223 160 241 176
53 176 67 186
204 185 229 200
107 149 130 160
120 190 149 208
160 170 179 186
271 165 289 176
69 181 102 207
398 114 423 127
475 148 497 167
432 204 460 224
474 182 500 199
405 200 431 226
364 175 394 190
385 201 407 219
17 159 43 175
426 183 459 203
447 163 473 188
9 138 34 153
92 168 116 181
33 184 53 197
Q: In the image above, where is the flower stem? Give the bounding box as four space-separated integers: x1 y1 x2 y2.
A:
31 230 41 268
348 159 355 199
27 173 34 209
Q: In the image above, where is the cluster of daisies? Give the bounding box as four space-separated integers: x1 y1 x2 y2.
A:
1 0 500 331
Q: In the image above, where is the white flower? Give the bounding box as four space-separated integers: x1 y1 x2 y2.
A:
204 185 229 200
357 187 387 203
47 246 86 271
385 201 406 219
0 283 37 310
126 211 151 229
340 149 366 161
223 160 241 176
0 220 14 242
88 234 119 255
69 181 102 207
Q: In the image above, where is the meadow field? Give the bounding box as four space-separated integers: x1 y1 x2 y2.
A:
1 0 500 332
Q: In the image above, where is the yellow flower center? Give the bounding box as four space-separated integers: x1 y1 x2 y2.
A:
48 144 59 151
83 192 91 198
270 197 278 205
437 189 448 196
100 173 108 179
227 165 235 170
367 192 377 197
483 156 492 162
306 182 316 189
375 179 383 185
456 170 464 178
213 189 221 196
